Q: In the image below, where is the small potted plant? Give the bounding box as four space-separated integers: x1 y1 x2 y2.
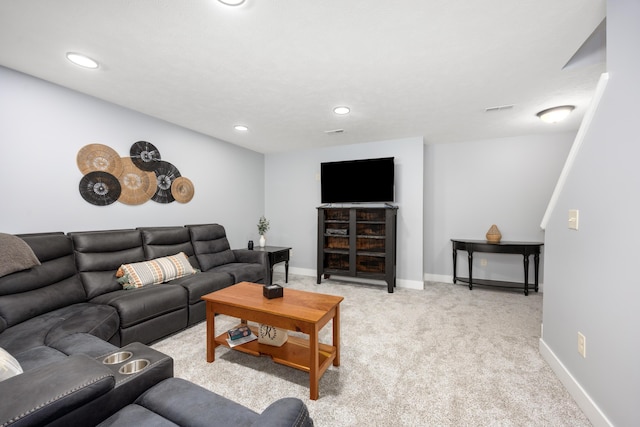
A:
257 216 270 247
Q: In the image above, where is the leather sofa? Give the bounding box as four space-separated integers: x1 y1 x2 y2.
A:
0 349 313 427
0 343 175 427
0 225 313 426
69 224 269 346
0 224 269 364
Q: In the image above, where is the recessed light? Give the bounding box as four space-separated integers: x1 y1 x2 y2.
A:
537 105 575 123
234 125 248 131
66 52 99 69
218 0 245 5
333 106 350 115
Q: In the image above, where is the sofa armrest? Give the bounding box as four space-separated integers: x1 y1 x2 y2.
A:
0 354 115 427
233 249 271 283
251 397 314 427
233 248 268 265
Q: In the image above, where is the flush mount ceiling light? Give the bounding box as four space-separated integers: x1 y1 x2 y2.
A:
333 106 350 115
537 105 575 123
218 0 245 5
66 52 99 69
234 125 248 131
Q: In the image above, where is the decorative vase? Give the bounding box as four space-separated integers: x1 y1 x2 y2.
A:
259 235 266 247
486 224 502 243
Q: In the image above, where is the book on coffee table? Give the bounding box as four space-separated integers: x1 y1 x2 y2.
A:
226 333 257 347
227 325 251 340
226 326 257 347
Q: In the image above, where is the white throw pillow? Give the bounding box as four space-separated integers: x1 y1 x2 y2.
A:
0 347 23 381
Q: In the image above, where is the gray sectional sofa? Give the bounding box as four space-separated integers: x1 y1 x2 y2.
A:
0 224 313 427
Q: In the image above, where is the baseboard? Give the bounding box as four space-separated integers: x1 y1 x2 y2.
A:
396 279 423 290
274 266 423 290
274 265 315 278
539 338 613 427
424 273 452 283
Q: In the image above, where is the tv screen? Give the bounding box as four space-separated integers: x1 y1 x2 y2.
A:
321 157 394 203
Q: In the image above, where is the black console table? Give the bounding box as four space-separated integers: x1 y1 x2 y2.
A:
254 246 291 284
451 239 543 296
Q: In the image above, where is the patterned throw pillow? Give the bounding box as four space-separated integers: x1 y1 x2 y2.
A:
116 252 197 289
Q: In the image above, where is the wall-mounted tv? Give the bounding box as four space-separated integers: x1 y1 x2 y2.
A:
321 157 394 204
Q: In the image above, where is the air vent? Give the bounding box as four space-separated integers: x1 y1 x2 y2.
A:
485 104 515 112
324 129 345 134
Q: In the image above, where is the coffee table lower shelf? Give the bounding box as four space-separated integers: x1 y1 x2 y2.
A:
215 325 336 375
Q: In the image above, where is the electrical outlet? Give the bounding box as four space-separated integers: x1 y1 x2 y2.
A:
578 332 586 358
480 258 488 267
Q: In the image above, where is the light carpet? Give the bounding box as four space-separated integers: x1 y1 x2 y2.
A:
152 273 591 426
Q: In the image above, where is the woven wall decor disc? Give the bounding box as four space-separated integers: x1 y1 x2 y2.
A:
79 171 121 206
130 141 162 171
171 176 195 203
117 157 157 205
77 144 123 177
152 161 181 203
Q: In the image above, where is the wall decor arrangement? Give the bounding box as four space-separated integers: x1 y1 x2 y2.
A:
77 142 194 206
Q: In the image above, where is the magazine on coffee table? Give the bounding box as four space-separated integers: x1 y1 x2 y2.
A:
226 332 257 347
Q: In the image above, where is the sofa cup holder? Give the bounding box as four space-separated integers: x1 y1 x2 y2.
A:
118 359 150 375
102 351 133 365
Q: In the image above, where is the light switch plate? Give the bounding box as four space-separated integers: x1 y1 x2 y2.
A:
568 209 579 230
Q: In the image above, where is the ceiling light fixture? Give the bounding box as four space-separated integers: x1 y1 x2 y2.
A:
536 105 575 123
218 0 245 6
66 52 99 69
333 106 350 115
234 125 248 131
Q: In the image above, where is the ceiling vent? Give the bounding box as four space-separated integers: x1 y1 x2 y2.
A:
324 129 345 135
485 104 514 112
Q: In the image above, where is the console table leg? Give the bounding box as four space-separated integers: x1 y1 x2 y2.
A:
467 251 473 290
523 255 530 296
333 305 341 367
534 253 540 292
285 261 289 283
452 247 457 284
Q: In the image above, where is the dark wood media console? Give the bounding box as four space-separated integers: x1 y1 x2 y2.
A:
317 205 397 292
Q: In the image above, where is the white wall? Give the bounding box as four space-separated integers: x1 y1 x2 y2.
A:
265 137 424 288
424 133 574 285
540 1 640 425
264 131 574 291
0 66 264 247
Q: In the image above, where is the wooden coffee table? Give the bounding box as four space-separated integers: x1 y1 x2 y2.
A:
202 282 343 400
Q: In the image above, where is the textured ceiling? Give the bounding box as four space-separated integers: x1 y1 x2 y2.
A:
0 0 606 153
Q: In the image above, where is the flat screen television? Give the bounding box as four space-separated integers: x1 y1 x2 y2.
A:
321 157 394 204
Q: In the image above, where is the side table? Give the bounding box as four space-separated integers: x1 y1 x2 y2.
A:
254 246 291 284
